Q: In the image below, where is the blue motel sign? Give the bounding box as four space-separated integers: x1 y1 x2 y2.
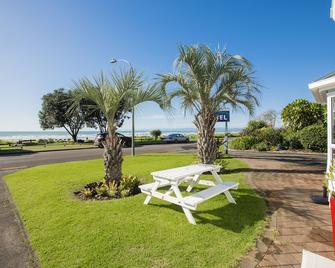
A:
215 111 230 122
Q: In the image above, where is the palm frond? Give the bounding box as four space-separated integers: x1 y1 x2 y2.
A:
72 69 166 131
158 44 261 116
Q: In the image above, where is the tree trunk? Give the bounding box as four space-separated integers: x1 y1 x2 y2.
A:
103 130 123 185
194 111 217 164
71 134 77 142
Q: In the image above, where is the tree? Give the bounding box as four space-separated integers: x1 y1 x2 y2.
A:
258 110 277 127
159 45 260 163
150 129 162 140
242 120 268 136
73 69 165 185
39 89 85 142
81 98 108 133
281 99 325 131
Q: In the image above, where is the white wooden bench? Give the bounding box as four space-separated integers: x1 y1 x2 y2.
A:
139 164 239 225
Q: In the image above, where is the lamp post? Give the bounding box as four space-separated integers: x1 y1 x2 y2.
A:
110 58 135 156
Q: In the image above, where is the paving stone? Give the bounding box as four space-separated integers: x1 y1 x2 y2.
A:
258 255 279 267
233 151 333 267
272 254 300 265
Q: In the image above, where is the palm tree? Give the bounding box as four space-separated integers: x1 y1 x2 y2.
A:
73 69 165 185
159 45 260 164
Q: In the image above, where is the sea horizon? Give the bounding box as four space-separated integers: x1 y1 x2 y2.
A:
0 127 242 141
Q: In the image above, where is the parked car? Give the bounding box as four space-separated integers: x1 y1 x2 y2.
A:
162 134 189 143
94 132 132 148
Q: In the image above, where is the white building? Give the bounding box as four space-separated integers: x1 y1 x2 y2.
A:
309 72 335 192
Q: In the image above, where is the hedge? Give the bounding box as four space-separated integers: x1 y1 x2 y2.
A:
299 124 327 152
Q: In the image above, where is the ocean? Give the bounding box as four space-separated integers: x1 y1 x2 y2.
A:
0 128 242 141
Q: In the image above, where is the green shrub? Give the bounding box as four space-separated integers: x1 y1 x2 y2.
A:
119 175 141 197
230 136 256 150
299 124 327 152
282 131 302 149
78 175 141 200
213 158 229 173
257 127 283 147
281 99 325 131
255 142 271 151
242 120 268 136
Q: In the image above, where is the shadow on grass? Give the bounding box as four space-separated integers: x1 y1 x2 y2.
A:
149 187 265 232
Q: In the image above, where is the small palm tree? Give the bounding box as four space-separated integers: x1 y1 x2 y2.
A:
159 45 260 164
73 69 165 185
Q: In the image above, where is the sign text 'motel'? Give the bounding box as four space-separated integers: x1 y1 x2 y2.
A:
215 111 230 122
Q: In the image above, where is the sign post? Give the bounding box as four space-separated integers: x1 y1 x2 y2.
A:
215 110 230 154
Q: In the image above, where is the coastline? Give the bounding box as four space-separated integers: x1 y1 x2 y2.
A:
0 128 241 141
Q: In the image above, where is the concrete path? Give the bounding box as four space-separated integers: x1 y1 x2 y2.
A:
231 151 333 267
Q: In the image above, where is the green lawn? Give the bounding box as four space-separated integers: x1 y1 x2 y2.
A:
4 154 266 268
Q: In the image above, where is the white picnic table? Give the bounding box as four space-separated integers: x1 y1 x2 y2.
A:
139 164 239 225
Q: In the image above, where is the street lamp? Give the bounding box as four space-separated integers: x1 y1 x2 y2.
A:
110 58 135 156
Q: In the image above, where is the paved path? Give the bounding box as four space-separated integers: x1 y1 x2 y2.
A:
0 143 196 268
231 151 333 267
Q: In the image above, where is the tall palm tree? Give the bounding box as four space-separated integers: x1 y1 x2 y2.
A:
73 69 165 185
159 45 260 164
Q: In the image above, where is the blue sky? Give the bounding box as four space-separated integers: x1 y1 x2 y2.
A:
0 0 334 131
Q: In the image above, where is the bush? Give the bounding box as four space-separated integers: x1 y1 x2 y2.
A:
282 131 302 150
281 99 325 131
299 124 327 152
76 175 141 200
119 175 141 197
213 158 229 173
255 142 271 151
257 127 283 147
230 136 256 150
242 120 268 136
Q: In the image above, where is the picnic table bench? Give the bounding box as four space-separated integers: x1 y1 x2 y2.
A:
139 164 239 225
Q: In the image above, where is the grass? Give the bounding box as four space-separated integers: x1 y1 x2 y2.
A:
4 154 266 268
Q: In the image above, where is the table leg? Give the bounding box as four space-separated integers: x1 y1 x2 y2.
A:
186 174 200 192
223 191 236 204
172 185 196 225
211 170 223 184
144 181 160 205
211 170 236 203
